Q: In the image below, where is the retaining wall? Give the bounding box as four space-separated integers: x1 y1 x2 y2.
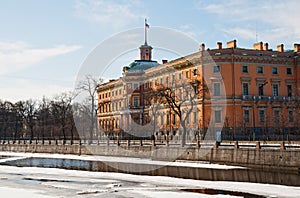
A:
0 144 299 172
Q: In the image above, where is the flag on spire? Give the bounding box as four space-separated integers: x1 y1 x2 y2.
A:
145 19 150 29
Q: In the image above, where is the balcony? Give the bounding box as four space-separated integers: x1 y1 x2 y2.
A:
241 95 296 101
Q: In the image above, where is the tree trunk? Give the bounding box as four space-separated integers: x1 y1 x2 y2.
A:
181 121 187 147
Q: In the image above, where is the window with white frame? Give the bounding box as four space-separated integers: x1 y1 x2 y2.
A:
161 115 164 125
193 68 197 76
213 65 221 73
172 114 176 125
288 111 294 123
286 67 293 75
242 65 248 73
274 110 280 123
258 110 265 123
272 84 279 96
213 82 221 96
133 97 139 106
258 83 265 96
186 113 190 125
167 114 170 125
257 66 263 74
244 109 250 123
193 111 197 124
272 67 278 75
287 85 293 97
242 82 249 95
214 110 222 123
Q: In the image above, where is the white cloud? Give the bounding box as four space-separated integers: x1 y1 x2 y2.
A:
197 0 300 47
74 0 145 28
179 24 198 39
0 41 81 75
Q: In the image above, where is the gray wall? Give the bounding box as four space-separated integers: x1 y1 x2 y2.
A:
1 144 299 172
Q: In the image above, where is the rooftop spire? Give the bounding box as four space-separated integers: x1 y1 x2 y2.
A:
140 19 152 61
144 18 150 45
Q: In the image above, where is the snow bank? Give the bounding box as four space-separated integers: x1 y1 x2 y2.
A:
0 186 53 198
0 151 245 169
0 165 299 197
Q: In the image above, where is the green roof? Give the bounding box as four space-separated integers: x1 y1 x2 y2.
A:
127 60 159 72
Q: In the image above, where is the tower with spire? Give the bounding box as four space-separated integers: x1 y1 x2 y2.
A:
122 19 158 73
139 19 152 61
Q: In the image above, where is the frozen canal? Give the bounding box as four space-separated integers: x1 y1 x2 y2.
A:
0 152 300 198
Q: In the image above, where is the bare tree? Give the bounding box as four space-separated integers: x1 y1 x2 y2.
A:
0 101 15 141
76 75 103 142
36 97 52 142
16 100 37 142
51 92 76 144
151 79 205 147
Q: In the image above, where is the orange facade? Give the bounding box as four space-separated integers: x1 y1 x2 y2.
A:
97 40 300 141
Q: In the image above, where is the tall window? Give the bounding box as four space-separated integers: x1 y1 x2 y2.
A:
288 111 294 123
133 83 139 89
193 68 197 76
258 83 265 96
272 84 279 96
186 71 189 78
166 77 169 85
274 110 280 123
213 65 221 73
179 73 182 80
258 110 265 123
213 83 221 96
133 97 139 107
186 113 190 125
286 67 292 75
161 115 164 125
172 114 176 125
172 74 176 82
287 85 293 97
242 83 249 95
178 88 182 100
167 114 170 125
257 66 263 74
242 65 248 73
244 109 250 123
272 67 278 75
193 111 197 124
214 110 222 123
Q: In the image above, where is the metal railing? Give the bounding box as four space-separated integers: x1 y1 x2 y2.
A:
1 138 300 150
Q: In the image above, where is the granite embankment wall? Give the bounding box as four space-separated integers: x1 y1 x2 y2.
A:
1 144 299 172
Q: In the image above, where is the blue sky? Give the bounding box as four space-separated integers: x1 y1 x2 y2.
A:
1 0 299 102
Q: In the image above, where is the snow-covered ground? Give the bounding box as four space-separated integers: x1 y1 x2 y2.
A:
0 152 299 197
0 151 246 169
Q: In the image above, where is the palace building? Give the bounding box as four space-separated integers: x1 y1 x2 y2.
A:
97 35 300 142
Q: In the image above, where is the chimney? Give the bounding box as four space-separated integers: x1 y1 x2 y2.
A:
253 42 263 50
277 44 284 52
294 43 300 53
264 43 269 51
200 43 205 51
162 59 168 64
217 42 222 49
227 40 237 48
